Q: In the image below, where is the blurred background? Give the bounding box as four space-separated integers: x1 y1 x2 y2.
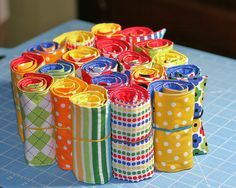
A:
0 0 236 58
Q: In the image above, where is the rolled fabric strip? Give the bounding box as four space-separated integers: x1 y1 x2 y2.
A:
38 61 75 79
96 39 131 59
152 50 188 69
17 73 56 166
81 56 118 84
166 64 208 155
134 39 173 58
50 76 88 170
53 30 95 50
10 52 45 141
91 23 124 40
122 26 166 44
131 64 165 88
70 85 111 184
117 50 152 73
149 80 195 172
92 72 129 93
28 41 66 64
110 85 154 182
62 46 100 78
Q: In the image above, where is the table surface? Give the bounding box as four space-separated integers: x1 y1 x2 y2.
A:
0 20 236 188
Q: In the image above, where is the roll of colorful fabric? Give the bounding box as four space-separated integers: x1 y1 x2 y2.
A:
92 72 129 93
96 39 131 59
91 23 124 40
149 80 195 172
117 50 152 73
38 61 75 80
131 64 164 88
81 56 118 83
53 30 95 50
28 41 66 64
70 84 111 184
134 39 173 58
166 65 208 155
122 26 166 44
152 50 188 69
10 52 45 141
110 85 154 182
62 47 100 78
50 76 88 170
17 73 56 166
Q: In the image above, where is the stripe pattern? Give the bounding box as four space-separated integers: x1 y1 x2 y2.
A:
71 100 111 184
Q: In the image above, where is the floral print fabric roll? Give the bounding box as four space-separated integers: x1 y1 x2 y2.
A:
166 64 208 155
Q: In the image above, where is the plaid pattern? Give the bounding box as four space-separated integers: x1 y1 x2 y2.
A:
19 87 56 166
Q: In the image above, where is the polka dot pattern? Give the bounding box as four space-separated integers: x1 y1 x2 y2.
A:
152 80 194 172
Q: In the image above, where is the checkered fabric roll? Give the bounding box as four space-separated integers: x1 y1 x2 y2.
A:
17 73 56 166
10 52 45 141
166 65 208 155
70 85 111 184
149 80 195 172
110 85 154 182
28 41 66 64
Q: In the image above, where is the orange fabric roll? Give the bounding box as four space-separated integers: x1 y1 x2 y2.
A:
50 76 88 170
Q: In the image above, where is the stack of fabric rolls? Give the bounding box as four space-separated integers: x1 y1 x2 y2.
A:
9 22 208 185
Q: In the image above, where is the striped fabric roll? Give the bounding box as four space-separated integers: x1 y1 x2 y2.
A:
166 65 208 155
131 64 164 88
122 26 166 44
134 39 173 58
117 50 152 73
38 61 75 79
92 72 129 93
81 56 118 83
53 30 95 50
149 80 195 172
10 52 45 141
62 47 100 78
110 85 154 182
152 50 188 69
50 76 88 170
70 85 111 184
28 41 66 64
17 73 56 166
96 39 131 59
91 23 124 40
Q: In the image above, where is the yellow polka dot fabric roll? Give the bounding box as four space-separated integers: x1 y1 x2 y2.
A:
148 80 195 172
